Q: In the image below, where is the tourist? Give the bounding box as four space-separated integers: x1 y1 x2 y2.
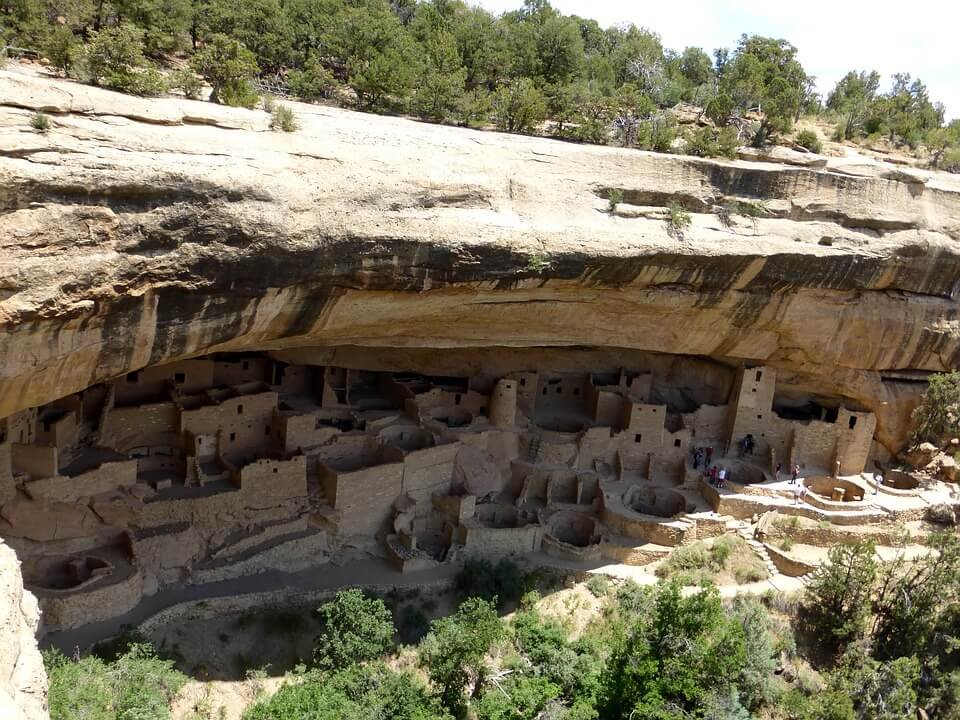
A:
791 463 800 484
874 471 883 495
745 433 754 455
793 482 803 505
799 484 808 504
709 465 718 485
693 447 703 469
775 462 782 481
706 446 714 464
717 466 727 488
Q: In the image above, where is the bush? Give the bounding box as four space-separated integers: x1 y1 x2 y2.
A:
270 105 298 132
686 126 718 157
911 370 960 445
636 113 678 152
493 78 546 134
801 541 877 654
171 69 203 100
607 188 624 213
419 597 504 713
585 574 609 598
287 57 337 103
666 201 692 238
30 112 51 133
43 25 80 76
313 589 395 670
46 643 186 720
717 126 740 158
85 24 167 96
191 34 259 108
796 128 823 153
243 663 451 720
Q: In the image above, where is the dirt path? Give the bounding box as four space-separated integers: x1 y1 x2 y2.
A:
43 558 461 654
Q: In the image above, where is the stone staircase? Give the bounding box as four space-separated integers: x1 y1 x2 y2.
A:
526 435 541 463
735 524 780 579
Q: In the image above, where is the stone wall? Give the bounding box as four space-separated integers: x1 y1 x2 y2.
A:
101 402 179 453
321 461 404 536
24 460 137 503
458 524 543 557
11 445 57 479
39 566 144 632
239 456 307 508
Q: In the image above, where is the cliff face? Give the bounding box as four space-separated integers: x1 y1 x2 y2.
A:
0 541 47 720
2 67 960 453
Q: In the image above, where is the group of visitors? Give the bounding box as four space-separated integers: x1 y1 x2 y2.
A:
692 446 729 488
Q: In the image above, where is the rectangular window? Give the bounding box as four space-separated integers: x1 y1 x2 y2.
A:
849 416 858 429
674 439 681 447
755 370 763 381
174 372 185 384
229 432 236 442
520 378 526 387
237 404 243 415
635 433 642 443
455 394 462 405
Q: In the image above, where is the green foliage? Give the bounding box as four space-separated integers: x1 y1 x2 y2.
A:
171 69 203 100
911 370 960 445
191 34 259 107
270 105 298 132
665 201 691 238
597 583 747 719
287 56 337 103
475 673 560 720
493 78 546 134
585 574 609 597
43 25 81 75
796 128 822 153
634 112 678 152
243 662 452 720
606 188 623 213
30 111 50 132
85 23 168 96
313 589 395 670
45 643 186 720
801 541 877 654
419 596 504 713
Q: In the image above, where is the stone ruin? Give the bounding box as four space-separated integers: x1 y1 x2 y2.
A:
0 351 899 633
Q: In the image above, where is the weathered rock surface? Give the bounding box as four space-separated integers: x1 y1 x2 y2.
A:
0 541 47 720
2 66 960 454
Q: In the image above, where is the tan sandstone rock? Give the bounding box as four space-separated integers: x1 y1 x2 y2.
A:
0 541 48 720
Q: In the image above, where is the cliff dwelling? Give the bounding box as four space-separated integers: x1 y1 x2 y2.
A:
0 349 897 633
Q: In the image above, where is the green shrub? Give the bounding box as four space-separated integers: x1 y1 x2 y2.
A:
30 111 51 132
666 201 692 237
419 597 504 713
796 128 823 153
46 643 186 720
585 574 609 598
911 370 960 445
493 78 546 134
287 57 337 103
636 113 678 152
313 589 395 670
717 126 740 158
781 537 795 551
475 673 560 720
172 69 203 100
686 126 718 157
607 188 624 213
261 93 276 113
270 105 298 132
243 663 451 720
85 24 167 96
190 33 259 108
43 25 80 75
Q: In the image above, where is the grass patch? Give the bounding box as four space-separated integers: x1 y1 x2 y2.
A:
656 535 768 586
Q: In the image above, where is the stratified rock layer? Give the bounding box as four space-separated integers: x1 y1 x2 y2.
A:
2 67 960 453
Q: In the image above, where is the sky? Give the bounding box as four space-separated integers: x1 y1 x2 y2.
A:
475 0 959 121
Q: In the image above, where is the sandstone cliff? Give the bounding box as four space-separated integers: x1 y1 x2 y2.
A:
2 66 960 454
0 541 47 720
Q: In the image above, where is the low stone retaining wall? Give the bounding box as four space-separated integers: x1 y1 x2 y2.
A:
763 544 817 577
39 567 144 632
